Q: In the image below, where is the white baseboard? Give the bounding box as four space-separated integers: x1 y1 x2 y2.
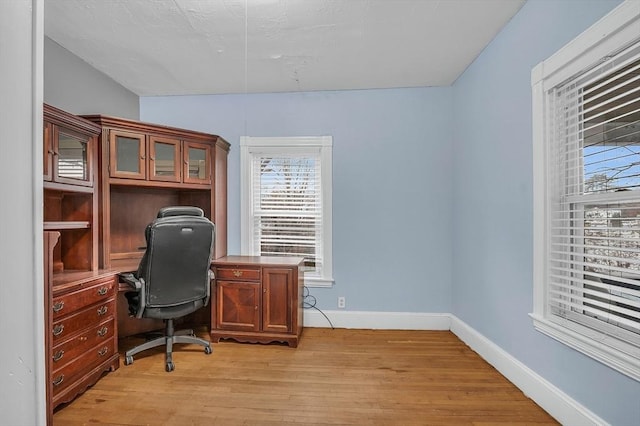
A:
449 315 608 426
302 309 607 426
303 309 451 330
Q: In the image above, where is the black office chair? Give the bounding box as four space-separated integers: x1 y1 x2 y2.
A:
119 206 214 372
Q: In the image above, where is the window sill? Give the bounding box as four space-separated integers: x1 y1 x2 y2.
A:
529 313 640 381
303 276 334 288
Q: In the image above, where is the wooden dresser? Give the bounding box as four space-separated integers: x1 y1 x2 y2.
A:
211 256 304 347
48 272 119 408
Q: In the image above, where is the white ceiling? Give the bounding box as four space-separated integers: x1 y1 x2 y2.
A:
44 0 526 96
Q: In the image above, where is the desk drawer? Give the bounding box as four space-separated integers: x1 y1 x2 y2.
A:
215 266 260 281
52 276 116 320
51 339 117 397
51 299 115 344
51 318 115 369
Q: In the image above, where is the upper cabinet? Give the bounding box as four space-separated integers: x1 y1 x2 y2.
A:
81 114 229 269
44 104 98 188
107 127 212 185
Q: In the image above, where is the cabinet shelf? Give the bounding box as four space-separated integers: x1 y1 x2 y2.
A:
44 221 91 230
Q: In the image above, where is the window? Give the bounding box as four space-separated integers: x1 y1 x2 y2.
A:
240 136 333 287
532 1 640 380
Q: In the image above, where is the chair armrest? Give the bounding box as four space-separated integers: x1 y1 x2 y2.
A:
119 272 141 290
118 272 146 318
203 269 214 307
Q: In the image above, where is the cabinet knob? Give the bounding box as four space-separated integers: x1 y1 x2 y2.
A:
52 350 64 362
98 346 109 357
233 269 243 277
97 326 108 337
97 306 108 316
97 286 108 296
52 324 64 336
52 301 65 312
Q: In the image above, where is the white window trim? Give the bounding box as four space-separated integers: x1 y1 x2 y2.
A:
532 0 640 381
240 136 334 288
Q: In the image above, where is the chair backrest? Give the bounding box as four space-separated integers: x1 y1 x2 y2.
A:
136 206 215 308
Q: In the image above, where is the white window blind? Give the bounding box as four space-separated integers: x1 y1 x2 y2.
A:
532 4 640 377
240 136 333 287
251 154 323 273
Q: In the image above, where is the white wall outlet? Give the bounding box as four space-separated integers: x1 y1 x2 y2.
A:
338 296 346 309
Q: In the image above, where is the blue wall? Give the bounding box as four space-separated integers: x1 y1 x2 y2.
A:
141 88 454 313
141 1 640 423
452 0 638 424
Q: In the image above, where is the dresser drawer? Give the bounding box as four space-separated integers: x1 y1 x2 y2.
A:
51 339 117 397
52 276 116 320
215 266 260 281
50 318 115 369
51 298 115 344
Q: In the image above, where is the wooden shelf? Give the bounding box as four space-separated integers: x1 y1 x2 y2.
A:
44 221 90 230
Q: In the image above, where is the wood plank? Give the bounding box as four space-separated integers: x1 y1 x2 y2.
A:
53 328 558 425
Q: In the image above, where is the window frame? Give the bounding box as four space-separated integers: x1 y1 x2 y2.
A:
240 136 334 288
532 0 640 381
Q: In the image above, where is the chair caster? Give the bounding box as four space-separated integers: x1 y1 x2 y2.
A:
204 345 212 355
165 361 175 372
125 355 134 366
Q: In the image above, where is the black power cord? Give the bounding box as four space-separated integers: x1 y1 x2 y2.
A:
302 286 335 329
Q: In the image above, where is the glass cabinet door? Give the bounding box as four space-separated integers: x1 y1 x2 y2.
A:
109 130 146 179
43 121 53 182
149 136 181 182
52 127 93 187
183 141 211 184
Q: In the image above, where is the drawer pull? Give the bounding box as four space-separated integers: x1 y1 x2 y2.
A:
52 324 64 336
98 347 108 357
233 269 243 277
52 350 64 362
52 301 64 312
52 375 64 387
97 326 108 337
97 306 108 316
97 286 108 296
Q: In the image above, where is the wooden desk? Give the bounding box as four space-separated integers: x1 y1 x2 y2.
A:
210 256 304 347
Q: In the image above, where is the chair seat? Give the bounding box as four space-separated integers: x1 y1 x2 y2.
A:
144 299 205 320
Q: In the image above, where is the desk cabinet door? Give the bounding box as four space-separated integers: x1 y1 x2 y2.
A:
109 130 146 179
183 141 211 184
149 136 181 182
216 280 260 331
262 268 292 333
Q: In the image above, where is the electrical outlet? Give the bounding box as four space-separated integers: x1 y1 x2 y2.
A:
338 296 346 309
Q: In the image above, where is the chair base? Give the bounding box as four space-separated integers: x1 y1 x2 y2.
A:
124 319 212 372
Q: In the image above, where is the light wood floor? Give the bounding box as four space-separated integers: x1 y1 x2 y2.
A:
53 328 558 425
